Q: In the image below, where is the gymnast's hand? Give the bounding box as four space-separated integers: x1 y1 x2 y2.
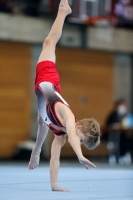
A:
78 156 96 169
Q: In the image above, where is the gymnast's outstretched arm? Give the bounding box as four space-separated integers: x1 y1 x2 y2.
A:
66 116 96 169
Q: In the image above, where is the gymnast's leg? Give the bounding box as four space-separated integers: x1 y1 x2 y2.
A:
28 115 49 169
37 0 72 64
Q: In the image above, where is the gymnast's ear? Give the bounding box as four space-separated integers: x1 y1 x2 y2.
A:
77 124 82 129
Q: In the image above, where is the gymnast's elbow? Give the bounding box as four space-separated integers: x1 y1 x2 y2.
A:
67 133 76 144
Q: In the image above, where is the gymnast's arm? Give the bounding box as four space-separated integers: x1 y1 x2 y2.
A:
66 117 96 169
50 135 69 192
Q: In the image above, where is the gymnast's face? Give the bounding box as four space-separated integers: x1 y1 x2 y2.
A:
75 124 88 146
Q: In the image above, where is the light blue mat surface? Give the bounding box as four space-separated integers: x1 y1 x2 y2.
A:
0 163 133 200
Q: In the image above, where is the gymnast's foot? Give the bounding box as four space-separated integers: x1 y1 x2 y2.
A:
59 0 72 15
28 147 41 170
52 185 70 192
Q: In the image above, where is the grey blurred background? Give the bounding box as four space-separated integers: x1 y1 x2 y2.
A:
0 0 133 166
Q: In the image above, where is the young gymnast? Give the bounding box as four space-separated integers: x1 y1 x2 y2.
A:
29 0 101 192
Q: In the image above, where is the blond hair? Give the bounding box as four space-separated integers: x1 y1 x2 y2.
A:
78 118 101 150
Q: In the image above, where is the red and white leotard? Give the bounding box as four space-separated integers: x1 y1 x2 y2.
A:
35 61 77 136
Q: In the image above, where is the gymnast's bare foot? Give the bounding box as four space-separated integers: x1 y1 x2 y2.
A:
59 0 72 15
52 185 70 192
28 148 41 170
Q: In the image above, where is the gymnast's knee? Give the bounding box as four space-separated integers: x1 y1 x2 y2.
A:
43 36 54 49
37 115 45 126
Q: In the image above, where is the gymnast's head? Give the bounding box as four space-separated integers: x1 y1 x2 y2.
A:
75 118 101 150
